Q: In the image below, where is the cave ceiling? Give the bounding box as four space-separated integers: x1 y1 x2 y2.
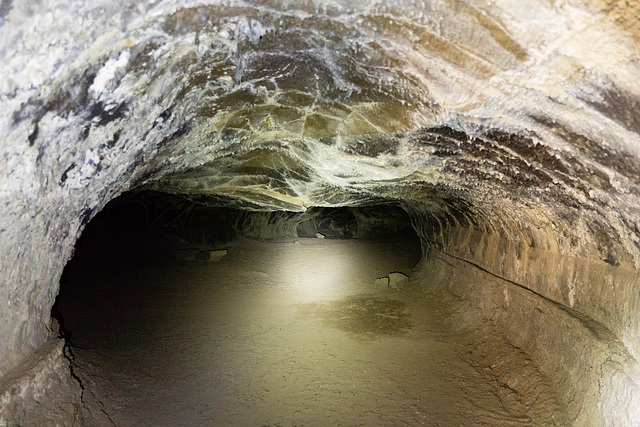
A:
1 0 640 264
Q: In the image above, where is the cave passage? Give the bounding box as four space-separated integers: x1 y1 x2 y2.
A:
52 191 561 425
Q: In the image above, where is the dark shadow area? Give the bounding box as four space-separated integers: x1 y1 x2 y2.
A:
296 205 416 239
52 189 421 348
57 190 418 259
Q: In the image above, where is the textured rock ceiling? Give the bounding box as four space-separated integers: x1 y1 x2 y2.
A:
1 0 640 412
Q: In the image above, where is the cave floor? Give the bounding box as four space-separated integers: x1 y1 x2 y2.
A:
57 238 552 426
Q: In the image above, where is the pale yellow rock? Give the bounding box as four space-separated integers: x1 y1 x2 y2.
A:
374 277 389 288
388 272 409 289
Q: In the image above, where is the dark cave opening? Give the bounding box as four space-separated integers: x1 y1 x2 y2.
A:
54 190 420 263
52 190 421 352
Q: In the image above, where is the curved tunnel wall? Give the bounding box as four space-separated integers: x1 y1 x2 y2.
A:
1 0 640 424
408 198 640 424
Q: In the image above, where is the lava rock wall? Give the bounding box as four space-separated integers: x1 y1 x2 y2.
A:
1 0 640 423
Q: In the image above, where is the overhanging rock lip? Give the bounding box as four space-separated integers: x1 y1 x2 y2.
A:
187 186 309 212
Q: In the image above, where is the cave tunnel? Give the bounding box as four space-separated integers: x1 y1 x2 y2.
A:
2 0 640 425
53 191 429 425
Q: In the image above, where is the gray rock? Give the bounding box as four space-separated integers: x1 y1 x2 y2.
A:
388 272 410 289
374 277 389 288
174 249 198 261
200 249 228 262
176 249 227 262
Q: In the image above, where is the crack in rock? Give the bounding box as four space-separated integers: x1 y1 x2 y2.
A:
62 342 115 426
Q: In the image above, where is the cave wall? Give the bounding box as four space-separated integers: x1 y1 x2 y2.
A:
439 225 640 356
234 204 413 240
405 183 640 424
412 252 640 425
409 196 640 360
1 0 640 424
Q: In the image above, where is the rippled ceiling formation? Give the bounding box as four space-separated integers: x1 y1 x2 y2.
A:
3 0 640 259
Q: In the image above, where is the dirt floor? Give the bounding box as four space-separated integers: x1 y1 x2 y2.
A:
55 238 558 426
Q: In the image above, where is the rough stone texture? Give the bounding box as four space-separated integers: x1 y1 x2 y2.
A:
422 225 640 363
1 0 639 424
413 252 640 426
388 272 410 289
373 277 389 288
0 339 84 426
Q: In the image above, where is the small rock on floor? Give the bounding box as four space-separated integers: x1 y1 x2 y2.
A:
389 272 409 289
374 277 390 288
176 249 228 262
199 249 228 262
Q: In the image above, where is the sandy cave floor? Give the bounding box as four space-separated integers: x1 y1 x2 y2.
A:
55 238 557 426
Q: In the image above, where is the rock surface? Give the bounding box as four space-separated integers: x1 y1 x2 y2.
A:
388 272 410 289
0 338 109 426
176 248 228 262
373 277 389 288
0 0 639 424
